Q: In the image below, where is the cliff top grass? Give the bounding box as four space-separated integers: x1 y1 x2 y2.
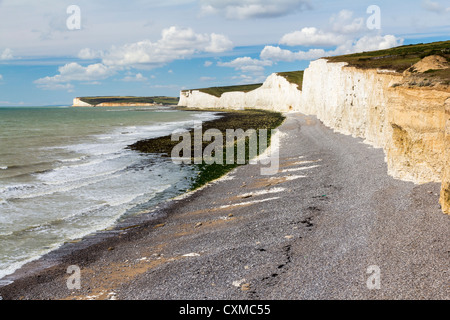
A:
276 70 304 90
79 96 179 106
181 71 305 98
326 40 450 83
183 83 263 98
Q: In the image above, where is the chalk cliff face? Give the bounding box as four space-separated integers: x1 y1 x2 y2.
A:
300 59 450 214
72 98 155 107
178 73 302 112
72 98 93 107
178 57 450 214
441 97 450 213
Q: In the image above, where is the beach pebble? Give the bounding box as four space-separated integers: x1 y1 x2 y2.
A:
194 222 203 228
107 292 117 300
232 279 246 287
183 253 200 257
241 283 251 291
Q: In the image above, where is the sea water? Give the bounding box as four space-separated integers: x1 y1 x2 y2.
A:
0 105 220 280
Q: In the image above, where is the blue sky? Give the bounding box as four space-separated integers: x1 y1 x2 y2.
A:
0 0 449 106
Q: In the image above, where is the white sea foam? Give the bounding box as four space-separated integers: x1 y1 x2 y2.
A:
59 156 87 163
0 108 221 281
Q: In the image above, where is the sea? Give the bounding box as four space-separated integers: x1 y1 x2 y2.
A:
0 105 220 280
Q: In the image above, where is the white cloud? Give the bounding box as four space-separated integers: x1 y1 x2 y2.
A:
218 56 273 85
121 73 148 82
1 48 14 60
218 56 272 73
421 0 450 13
260 46 326 62
35 25 233 91
78 48 104 60
200 0 311 20
329 9 365 34
35 82 75 92
206 33 234 53
34 62 115 90
150 84 180 89
262 9 403 63
280 27 346 47
231 74 267 84
204 61 213 67
334 35 404 55
200 76 216 81
261 34 403 62
0 74 3 81
279 10 366 48
101 26 233 68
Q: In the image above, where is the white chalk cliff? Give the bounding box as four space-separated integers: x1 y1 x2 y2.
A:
72 98 156 107
179 73 302 112
72 98 93 107
179 58 450 214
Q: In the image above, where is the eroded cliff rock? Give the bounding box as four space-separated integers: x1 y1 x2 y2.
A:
72 98 156 107
178 73 302 112
72 98 93 107
300 58 450 214
441 97 450 213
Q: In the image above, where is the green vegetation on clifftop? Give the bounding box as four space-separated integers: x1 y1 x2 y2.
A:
79 96 179 106
276 71 304 90
182 84 263 98
326 40 450 83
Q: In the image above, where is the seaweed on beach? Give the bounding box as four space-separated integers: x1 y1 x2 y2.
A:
128 108 285 190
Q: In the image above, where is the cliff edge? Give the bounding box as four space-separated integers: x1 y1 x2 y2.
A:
178 42 450 214
300 58 449 214
72 96 179 107
179 72 302 112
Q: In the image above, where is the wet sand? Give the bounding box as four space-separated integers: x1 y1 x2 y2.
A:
0 112 448 300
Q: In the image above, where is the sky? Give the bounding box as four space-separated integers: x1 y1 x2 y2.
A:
0 0 449 106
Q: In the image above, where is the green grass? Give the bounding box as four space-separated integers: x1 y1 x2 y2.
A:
326 40 450 82
276 70 304 90
180 41 449 99
181 71 304 98
79 96 179 106
182 83 263 98
129 108 285 190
